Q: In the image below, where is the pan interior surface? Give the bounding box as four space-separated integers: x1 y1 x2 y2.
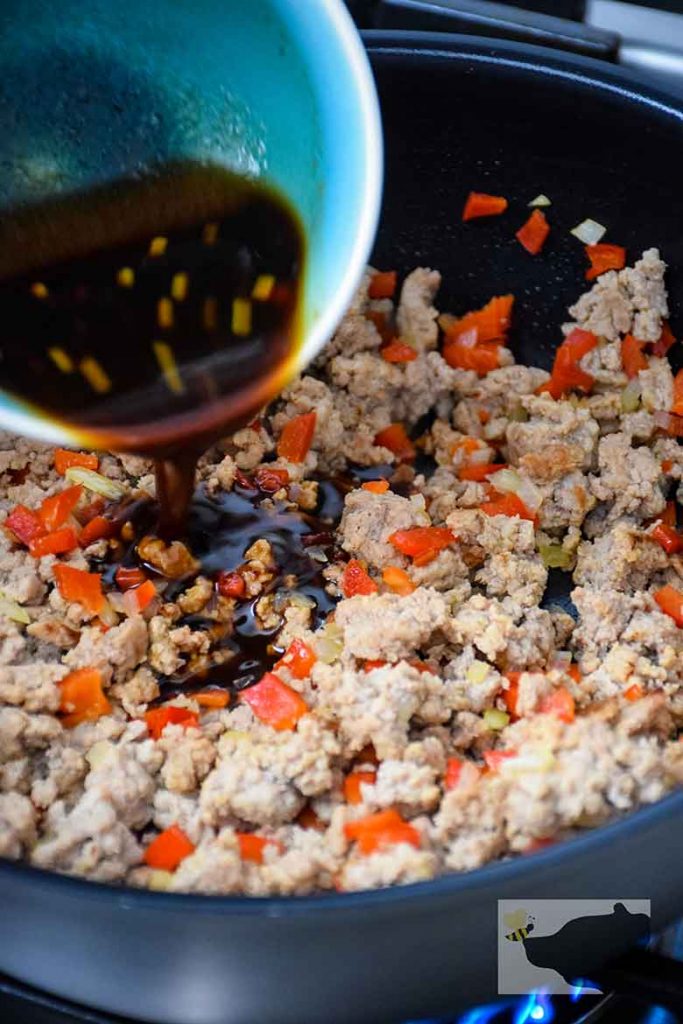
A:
0 38 682 914
368 36 682 370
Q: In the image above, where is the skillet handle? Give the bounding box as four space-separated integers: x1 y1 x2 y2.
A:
360 0 619 62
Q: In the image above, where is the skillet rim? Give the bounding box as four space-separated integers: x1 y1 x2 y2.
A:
1 31 682 916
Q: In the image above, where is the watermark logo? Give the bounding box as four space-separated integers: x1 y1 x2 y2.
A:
498 899 651 996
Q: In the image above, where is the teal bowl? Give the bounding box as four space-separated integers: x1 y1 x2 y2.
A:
0 0 382 447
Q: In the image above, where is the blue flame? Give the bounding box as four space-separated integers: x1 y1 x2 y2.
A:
455 990 555 1024
458 1001 515 1024
514 990 553 1024
569 979 599 1002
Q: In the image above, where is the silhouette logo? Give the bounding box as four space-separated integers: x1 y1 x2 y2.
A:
498 899 651 996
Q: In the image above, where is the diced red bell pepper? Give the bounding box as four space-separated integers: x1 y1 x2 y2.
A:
341 559 378 598
388 526 455 566
538 685 576 723
650 523 683 555
654 411 683 437
276 411 316 463
145 705 200 740
39 485 83 532
344 809 420 855
123 579 157 615
361 479 390 494
54 449 99 475
59 667 111 728
444 759 463 790
343 771 377 805
654 584 683 626
274 639 317 680
458 463 507 482
585 243 626 281
624 683 644 702
567 663 581 683
374 423 416 462
561 327 600 362
503 671 521 718
79 515 115 547
143 825 195 871
5 505 46 546
480 491 537 523
621 334 648 379
217 571 247 599
538 328 598 399
368 270 397 300
194 690 231 709
382 565 416 596
523 837 556 855
364 660 387 672
483 749 518 772
652 321 676 358
115 565 147 591
29 526 79 558
671 369 683 417
443 338 502 375
236 832 282 863
254 466 290 493
381 340 417 363
53 564 104 615
240 672 309 731
516 209 550 255
462 192 508 221
443 295 514 345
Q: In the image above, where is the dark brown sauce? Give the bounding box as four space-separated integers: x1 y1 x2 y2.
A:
92 473 342 702
0 162 304 530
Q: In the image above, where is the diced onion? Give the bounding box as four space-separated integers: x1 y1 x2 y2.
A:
538 542 573 570
85 740 115 769
64 467 127 499
273 589 316 612
0 590 30 624
500 747 556 775
466 660 489 685
529 194 551 208
148 870 174 891
315 623 343 664
620 379 641 413
570 218 606 245
483 708 510 731
488 468 543 512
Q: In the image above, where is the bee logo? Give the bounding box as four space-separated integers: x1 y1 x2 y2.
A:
504 909 536 942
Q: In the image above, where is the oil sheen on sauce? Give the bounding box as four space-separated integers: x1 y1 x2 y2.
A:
0 162 304 531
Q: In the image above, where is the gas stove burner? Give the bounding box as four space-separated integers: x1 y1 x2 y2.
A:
454 991 607 1024
452 991 679 1024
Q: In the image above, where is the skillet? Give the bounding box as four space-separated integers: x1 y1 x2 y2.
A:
0 31 683 1024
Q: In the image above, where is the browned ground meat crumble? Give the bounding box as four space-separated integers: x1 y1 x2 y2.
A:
1 250 682 895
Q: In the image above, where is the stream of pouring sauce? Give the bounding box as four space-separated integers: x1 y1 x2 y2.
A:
0 163 340 699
